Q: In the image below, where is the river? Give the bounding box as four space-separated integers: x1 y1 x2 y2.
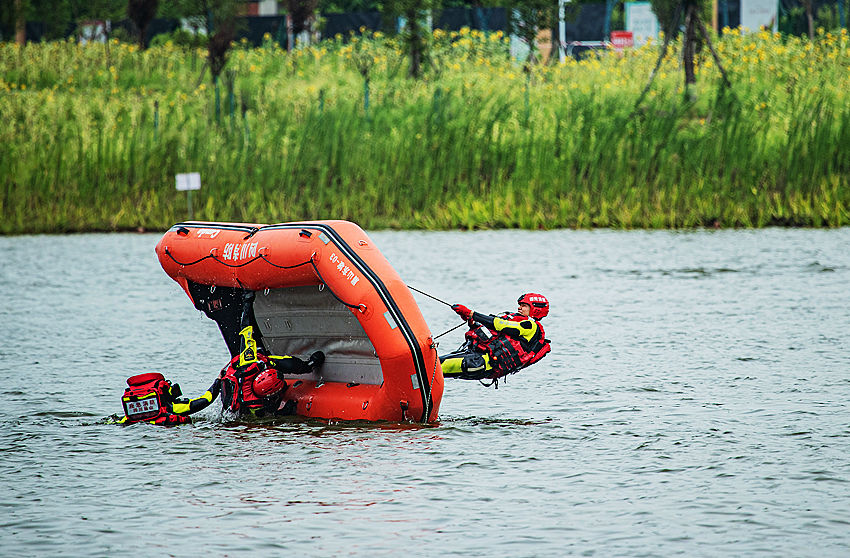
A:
1 228 848 557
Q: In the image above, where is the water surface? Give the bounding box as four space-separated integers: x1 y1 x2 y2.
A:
1 229 848 557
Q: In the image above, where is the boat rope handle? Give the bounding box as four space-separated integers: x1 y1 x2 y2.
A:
166 248 365 312
257 256 313 270
163 247 313 270
308 258 364 311
163 248 219 267
422 341 440 421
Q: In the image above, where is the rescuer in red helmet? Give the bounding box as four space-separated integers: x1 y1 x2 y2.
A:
218 326 325 417
114 326 325 424
439 293 551 387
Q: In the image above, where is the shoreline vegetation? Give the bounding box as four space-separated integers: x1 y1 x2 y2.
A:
1 28 849 234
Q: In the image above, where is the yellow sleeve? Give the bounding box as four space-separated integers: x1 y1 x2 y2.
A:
171 379 220 415
491 316 539 343
171 391 213 415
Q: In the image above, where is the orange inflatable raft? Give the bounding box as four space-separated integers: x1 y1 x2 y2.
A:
155 220 443 423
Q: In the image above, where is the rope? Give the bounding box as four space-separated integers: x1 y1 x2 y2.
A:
309 258 364 311
165 247 363 311
408 285 452 307
433 321 468 340
259 256 313 270
164 247 312 271
424 341 439 421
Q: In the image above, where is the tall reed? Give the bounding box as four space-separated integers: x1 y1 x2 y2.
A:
1 28 848 234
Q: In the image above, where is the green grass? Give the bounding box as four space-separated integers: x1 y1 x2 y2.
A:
1 28 849 234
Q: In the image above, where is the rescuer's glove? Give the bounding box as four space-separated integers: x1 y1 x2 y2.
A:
452 304 472 321
307 351 325 370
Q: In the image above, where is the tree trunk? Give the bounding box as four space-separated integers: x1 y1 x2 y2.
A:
683 3 697 87
104 24 112 70
14 0 26 45
406 6 422 79
805 0 815 39
694 9 731 89
286 12 294 51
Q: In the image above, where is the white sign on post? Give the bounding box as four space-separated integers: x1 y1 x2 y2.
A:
740 0 778 32
625 2 660 47
175 172 201 191
175 172 201 220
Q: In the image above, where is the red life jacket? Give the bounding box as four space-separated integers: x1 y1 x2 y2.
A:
468 313 551 377
121 373 191 425
220 353 286 414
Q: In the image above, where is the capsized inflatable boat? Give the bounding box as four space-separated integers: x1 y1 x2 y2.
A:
155 220 443 423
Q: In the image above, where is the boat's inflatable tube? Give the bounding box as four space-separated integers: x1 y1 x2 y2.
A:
155 220 442 423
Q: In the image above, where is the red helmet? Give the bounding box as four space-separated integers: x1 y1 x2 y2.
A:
517 293 549 320
252 369 287 398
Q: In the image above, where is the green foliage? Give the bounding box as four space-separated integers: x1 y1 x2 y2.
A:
649 0 711 35
286 0 320 35
127 0 159 49
2 30 850 233
318 0 382 13
149 27 207 48
382 0 441 77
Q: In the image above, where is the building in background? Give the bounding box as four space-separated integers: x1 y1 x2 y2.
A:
243 1 281 16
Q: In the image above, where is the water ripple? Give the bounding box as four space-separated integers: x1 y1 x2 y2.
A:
0 230 849 557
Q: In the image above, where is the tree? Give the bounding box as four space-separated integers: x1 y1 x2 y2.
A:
800 0 815 38
9 0 75 43
383 0 442 79
286 0 319 47
14 0 26 44
127 0 159 49
507 0 558 64
75 0 126 69
650 0 718 85
208 17 234 81
635 0 730 104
